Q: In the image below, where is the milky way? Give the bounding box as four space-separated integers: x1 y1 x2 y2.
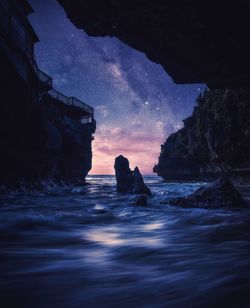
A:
29 0 205 174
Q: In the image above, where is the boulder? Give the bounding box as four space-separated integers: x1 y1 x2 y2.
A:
114 155 133 193
133 195 148 206
132 167 152 196
114 155 151 195
168 178 247 209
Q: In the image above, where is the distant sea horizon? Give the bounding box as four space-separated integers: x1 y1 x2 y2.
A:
87 174 157 177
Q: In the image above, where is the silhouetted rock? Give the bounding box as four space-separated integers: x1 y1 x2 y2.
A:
114 156 151 195
114 155 133 193
132 167 152 196
168 178 247 209
54 1 250 185
0 49 95 188
0 3 95 189
57 1 250 184
133 195 148 206
154 89 250 182
46 96 96 182
59 0 250 88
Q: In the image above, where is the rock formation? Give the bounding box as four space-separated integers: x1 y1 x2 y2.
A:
57 1 250 184
0 48 95 189
114 155 151 195
58 0 250 88
0 1 96 190
154 89 250 181
167 178 247 209
42 94 96 182
56 1 250 184
132 167 152 196
114 155 133 193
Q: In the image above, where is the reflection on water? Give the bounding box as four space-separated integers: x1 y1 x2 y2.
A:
86 226 163 247
0 175 250 308
143 221 164 231
86 228 126 246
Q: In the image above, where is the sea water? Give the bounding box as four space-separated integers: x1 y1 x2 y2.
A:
0 176 250 307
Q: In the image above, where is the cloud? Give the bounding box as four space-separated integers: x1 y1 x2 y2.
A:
96 105 109 117
90 125 163 175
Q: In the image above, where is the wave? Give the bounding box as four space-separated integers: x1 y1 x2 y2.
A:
0 176 250 307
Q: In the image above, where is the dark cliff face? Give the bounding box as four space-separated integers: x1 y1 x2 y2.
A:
154 89 250 181
58 0 250 88
42 95 96 182
0 50 95 188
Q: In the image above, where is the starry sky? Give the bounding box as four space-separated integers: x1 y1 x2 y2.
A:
29 0 205 175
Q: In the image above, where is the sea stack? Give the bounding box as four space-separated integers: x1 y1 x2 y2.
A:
114 155 133 193
114 155 151 195
132 167 152 196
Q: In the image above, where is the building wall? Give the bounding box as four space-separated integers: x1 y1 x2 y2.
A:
0 0 37 83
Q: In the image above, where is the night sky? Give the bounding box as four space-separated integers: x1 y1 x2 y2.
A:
29 0 205 175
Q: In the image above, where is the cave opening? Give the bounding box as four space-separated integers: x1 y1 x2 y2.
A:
1 1 250 306
29 0 205 175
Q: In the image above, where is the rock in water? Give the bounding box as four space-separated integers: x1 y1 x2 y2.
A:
133 195 148 206
114 155 133 193
168 178 247 209
132 167 152 196
114 155 151 195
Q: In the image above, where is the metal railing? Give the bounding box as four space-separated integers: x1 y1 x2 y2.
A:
0 2 94 119
27 56 52 90
38 69 52 86
69 97 94 115
48 89 94 117
48 88 69 105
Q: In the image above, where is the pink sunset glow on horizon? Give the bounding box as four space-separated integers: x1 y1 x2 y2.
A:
89 125 165 175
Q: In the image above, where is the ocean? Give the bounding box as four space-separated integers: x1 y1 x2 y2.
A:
0 175 250 307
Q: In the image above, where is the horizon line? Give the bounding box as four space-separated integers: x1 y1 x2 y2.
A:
87 174 156 176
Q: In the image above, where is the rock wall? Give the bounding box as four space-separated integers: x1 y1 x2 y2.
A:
58 0 250 88
42 95 96 182
0 49 95 189
154 89 250 181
